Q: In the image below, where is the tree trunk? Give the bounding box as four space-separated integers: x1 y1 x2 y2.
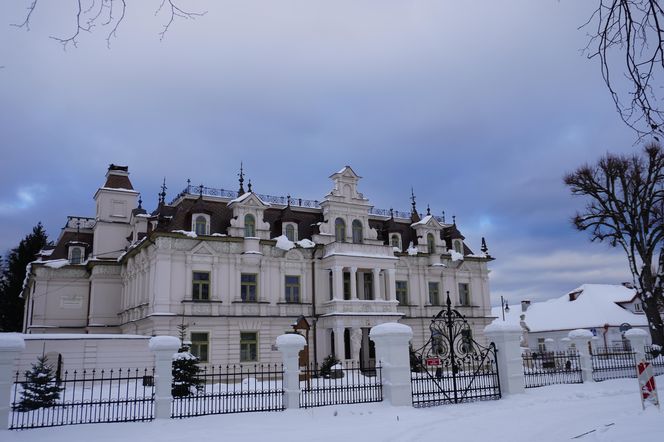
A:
639 265 664 351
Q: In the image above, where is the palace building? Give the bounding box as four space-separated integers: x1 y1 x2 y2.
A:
22 164 495 369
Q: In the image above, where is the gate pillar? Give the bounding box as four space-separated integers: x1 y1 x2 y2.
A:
568 329 594 383
276 333 306 409
624 328 648 362
149 336 180 419
484 323 525 395
0 334 24 431
369 322 412 406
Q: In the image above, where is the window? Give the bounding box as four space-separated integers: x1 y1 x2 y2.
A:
194 215 208 235
427 233 435 254
192 272 210 300
328 270 333 300
363 273 373 300
352 219 363 244
241 273 258 302
285 275 300 303
461 329 473 353
343 272 351 300
429 281 440 305
335 218 346 242
240 332 258 362
390 234 401 250
191 332 209 362
454 240 463 254
244 214 256 237
69 247 82 265
537 338 547 353
396 280 408 305
635 303 642 312
458 283 470 306
284 223 296 241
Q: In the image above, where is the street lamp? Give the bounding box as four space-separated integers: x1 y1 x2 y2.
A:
501 296 510 321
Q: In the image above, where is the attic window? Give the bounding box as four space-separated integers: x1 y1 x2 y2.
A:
352 219 363 244
390 233 401 250
68 246 84 265
427 233 436 254
453 240 462 254
283 223 297 242
244 214 256 237
335 218 346 242
193 214 210 236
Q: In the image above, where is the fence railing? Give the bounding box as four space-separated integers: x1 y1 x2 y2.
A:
299 361 383 409
10 367 155 430
171 364 284 418
522 351 582 388
591 348 637 381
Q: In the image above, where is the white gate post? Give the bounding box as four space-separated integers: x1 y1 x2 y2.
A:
149 336 179 419
624 328 648 362
569 329 594 383
276 333 306 409
369 322 413 406
484 323 525 395
0 334 25 431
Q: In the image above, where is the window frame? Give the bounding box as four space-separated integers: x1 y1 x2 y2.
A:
192 271 211 301
244 214 256 237
363 272 373 300
453 240 463 254
458 282 471 306
190 332 209 363
240 331 258 362
69 247 83 265
240 273 258 302
395 280 408 306
352 219 363 244
283 223 297 242
284 275 301 303
390 233 401 250
427 233 436 254
428 281 440 306
193 214 209 236
335 218 346 242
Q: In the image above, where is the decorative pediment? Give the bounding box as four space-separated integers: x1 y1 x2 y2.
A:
411 215 443 230
227 192 270 209
189 241 216 256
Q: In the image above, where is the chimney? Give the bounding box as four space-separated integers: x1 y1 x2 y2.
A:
521 300 531 312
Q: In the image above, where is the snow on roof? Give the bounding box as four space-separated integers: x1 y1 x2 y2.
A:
38 249 54 256
228 192 270 206
274 235 295 251
21 333 148 340
411 215 434 227
172 230 198 238
450 250 464 261
42 259 70 269
491 284 647 332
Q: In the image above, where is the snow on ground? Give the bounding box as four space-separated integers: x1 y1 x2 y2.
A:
6 376 663 442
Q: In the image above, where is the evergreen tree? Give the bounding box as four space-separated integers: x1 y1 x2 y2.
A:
171 322 203 397
0 223 49 332
16 355 63 411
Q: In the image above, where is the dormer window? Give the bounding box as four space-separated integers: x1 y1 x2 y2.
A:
427 233 436 254
193 214 210 236
390 233 402 250
352 220 363 244
453 240 463 254
68 246 84 264
244 214 256 237
283 223 297 242
335 218 346 242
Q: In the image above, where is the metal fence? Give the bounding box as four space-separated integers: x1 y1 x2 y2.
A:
591 348 637 381
299 361 383 408
522 351 582 388
645 346 664 376
171 364 284 418
10 367 155 430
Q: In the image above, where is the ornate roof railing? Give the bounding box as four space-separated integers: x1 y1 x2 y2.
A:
171 185 445 222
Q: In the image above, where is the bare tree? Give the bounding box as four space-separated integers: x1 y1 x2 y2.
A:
12 0 206 49
565 144 664 351
583 1 664 141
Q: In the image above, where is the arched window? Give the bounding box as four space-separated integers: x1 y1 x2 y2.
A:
391 234 401 249
244 214 256 237
335 218 346 242
454 240 463 254
352 220 363 244
427 233 435 254
70 247 82 265
284 224 296 241
194 215 208 235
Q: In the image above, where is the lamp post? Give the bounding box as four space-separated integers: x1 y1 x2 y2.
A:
501 296 510 321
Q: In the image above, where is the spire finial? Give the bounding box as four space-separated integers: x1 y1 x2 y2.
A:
452 215 456 225
389 208 394 219
247 179 252 192
186 178 191 192
442 210 446 223
238 162 245 196
287 194 291 206
410 187 417 214
198 184 204 197
426 204 431 216
138 194 143 209
159 177 167 205
481 237 489 255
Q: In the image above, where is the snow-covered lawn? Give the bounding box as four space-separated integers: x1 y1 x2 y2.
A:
6 376 664 442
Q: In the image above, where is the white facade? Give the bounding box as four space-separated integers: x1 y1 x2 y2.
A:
23 165 495 369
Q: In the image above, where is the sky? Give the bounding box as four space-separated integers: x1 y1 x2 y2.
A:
0 1 642 305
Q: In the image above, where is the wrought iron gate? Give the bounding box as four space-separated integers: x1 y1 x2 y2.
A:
410 293 501 407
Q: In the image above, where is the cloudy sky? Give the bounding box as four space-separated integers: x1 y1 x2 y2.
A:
0 1 640 305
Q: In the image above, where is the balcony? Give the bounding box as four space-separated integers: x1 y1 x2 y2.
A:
322 242 396 261
320 299 399 316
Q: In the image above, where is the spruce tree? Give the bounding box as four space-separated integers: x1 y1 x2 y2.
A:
171 322 203 397
16 355 63 411
0 223 49 331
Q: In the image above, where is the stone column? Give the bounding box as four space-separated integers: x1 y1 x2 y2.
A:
386 269 396 302
332 266 343 301
369 322 413 406
372 269 381 301
625 328 649 362
350 328 362 361
569 329 594 383
149 336 180 419
276 333 306 409
333 327 345 361
484 323 525 395
350 267 358 300
0 334 24 431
